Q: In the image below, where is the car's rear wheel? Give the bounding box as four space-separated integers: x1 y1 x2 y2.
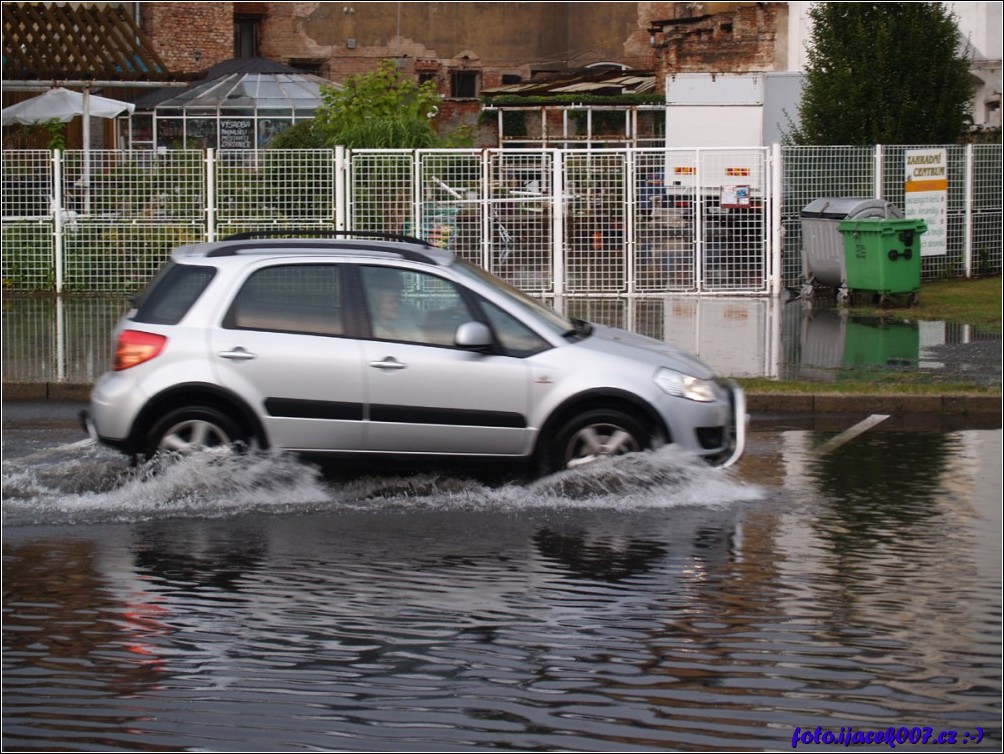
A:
144 406 248 459
551 409 647 471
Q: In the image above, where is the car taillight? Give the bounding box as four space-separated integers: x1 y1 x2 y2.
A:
114 330 167 370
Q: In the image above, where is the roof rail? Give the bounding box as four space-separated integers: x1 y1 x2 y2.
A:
221 230 432 246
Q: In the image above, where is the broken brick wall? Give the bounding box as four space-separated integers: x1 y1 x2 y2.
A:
651 2 788 89
142 2 235 73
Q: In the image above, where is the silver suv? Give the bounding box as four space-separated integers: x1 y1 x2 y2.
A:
83 233 745 472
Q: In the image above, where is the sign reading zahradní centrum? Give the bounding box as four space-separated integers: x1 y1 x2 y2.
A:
904 148 948 256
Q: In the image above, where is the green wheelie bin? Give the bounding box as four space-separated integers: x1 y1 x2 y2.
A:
836 218 927 305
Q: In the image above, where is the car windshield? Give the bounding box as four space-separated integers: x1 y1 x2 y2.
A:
450 258 582 339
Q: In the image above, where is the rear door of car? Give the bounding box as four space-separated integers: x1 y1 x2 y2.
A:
209 262 367 451
355 264 534 457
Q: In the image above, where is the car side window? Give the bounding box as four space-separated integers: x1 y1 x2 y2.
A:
224 264 343 336
480 300 550 356
360 266 474 346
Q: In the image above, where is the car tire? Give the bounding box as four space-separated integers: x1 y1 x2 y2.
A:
144 405 248 459
549 408 648 472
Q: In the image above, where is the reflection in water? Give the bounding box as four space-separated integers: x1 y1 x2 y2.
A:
6 295 998 385
2 428 1000 751
133 520 269 593
533 529 670 581
798 308 922 381
3 539 170 748
811 431 950 538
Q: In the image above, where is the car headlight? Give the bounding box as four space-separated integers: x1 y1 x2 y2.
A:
654 368 716 402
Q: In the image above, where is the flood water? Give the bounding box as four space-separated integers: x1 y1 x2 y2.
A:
2 410 1001 751
3 294 1001 385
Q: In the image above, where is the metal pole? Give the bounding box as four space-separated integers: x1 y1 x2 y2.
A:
873 144 884 198
82 85 91 215
205 148 215 242
625 148 636 294
964 143 974 278
770 143 783 297
481 150 491 272
56 296 66 383
52 149 64 293
551 149 565 299
335 145 347 231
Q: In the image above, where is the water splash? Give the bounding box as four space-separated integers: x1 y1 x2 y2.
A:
2 440 763 526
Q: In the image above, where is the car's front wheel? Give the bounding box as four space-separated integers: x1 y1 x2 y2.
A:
550 409 647 471
144 406 248 459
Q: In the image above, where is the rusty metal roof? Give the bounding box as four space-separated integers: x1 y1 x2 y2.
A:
481 69 655 99
2 2 175 81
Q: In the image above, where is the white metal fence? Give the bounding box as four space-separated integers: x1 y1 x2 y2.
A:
2 145 1000 295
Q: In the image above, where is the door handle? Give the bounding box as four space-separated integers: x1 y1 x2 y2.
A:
369 357 407 370
219 347 256 361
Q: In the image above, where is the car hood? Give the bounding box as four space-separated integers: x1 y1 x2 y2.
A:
576 323 716 379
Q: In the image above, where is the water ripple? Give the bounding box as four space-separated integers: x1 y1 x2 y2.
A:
3 430 1000 751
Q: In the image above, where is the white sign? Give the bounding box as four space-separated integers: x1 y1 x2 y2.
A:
904 148 947 256
219 119 254 150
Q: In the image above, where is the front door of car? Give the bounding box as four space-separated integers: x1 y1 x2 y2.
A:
210 263 367 451
357 265 532 456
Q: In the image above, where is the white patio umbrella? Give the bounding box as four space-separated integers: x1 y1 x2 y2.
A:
1 87 135 125
2 87 135 213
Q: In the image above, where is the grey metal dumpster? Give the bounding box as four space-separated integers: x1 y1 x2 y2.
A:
800 197 903 301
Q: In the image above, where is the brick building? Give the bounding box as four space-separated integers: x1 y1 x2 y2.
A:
134 2 788 96
127 1 789 145
7 2 996 146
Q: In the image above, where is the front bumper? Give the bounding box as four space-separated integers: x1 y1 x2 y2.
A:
718 382 747 468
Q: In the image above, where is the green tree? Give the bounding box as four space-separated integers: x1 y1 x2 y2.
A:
266 120 326 149
271 59 469 149
789 2 974 145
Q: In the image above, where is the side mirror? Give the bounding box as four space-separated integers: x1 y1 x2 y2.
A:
454 321 494 351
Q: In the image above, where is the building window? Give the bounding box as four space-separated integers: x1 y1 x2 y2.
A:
289 58 327 76
501 74 523 85
234 16 260 58
450 70 478 99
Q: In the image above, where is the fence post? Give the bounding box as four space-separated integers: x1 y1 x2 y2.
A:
874 144 884 198
335 146 347 231
412 150 421 240
481 150 491 271
205 148 216 242
770 143 783 297
625 148 636 295
52 149 64 293
694 148 705 293
551 148 565 297
964 143 974 278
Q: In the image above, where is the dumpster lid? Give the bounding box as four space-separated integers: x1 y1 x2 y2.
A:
801 197 904 220
836 217 928 233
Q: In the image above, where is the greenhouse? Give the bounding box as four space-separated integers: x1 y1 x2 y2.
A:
128 58 331 150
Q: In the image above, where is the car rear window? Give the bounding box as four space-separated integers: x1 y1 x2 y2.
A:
132 262 216 325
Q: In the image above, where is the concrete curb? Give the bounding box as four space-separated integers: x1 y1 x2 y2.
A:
3 382 93 402
746 391 1002 417
3 382 1002 418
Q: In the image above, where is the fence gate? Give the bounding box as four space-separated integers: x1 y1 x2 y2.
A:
16 144 999 296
